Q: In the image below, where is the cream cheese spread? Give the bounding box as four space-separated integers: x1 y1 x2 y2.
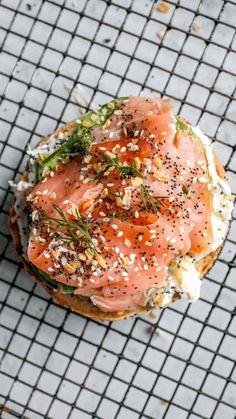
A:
151 125 233 308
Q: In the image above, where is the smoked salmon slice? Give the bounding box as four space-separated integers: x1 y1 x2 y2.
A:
27 97 214 313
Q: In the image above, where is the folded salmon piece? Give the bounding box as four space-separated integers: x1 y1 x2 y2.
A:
26 96 226 313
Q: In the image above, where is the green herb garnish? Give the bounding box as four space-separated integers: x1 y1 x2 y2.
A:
43 204 95 252
36 267 75 294
94 153 143 180
176 117 196 138
140 184 168 213
36 267 58 291
61 284 76 294
37 97 128 180
108 213 128 221
176 117 188 131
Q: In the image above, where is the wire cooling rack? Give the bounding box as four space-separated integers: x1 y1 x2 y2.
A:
0 1 236 418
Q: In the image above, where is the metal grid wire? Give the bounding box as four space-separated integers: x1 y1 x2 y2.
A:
0 0 236 418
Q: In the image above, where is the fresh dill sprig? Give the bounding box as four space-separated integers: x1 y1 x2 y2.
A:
176 117 196 138
108 213 128 221
94 154 143 180
35 267 75 293
43 204 95 252
37 97 128 180
176 117 188 131
140 184 168 213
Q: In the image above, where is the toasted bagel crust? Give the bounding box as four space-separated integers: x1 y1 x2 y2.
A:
8 121 226 320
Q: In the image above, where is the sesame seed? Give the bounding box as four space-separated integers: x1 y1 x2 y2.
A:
50 192 56 200
111 224 118 230
144 264 149 270
121 271 129 277
145 241 152 247
115 246 120 254
83 178 90 184
135 210 139 218
63 199 70 205
93 272 99 277
117 231 123 237
153 171 169 181
120 146 126 153
124 238 131 248
99 235 106 243
134 156 141 170
48 267 54 272
44 253 50 259
170 238 177 244
107 182 114 187
61 257 67 266
99 212 106 217
92 238 98 246
198 176 208 183
131 177 143 187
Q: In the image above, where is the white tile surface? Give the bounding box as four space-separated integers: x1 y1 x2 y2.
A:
0 1 236 418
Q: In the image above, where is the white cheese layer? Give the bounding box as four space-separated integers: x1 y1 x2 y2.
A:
192 126 233 254
9 180 32 257
9 132 66 256
151 125 233 308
